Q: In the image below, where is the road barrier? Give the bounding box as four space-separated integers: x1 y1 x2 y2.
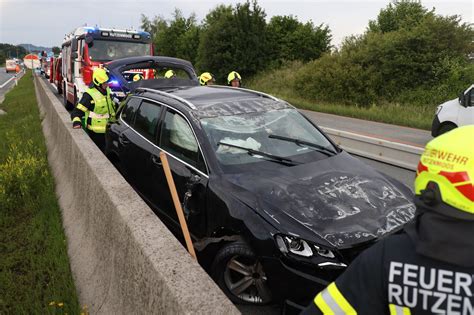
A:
321 127 424 171
33 76 239 315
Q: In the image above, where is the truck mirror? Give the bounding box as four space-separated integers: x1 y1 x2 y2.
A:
71 38 78 51
85 35 94 47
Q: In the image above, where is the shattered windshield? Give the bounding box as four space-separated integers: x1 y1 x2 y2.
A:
88 40 149 62
200 108 337 167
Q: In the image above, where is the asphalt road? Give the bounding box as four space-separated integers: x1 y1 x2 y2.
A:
0 67 22 104
41 76 416 314
302 109 432 148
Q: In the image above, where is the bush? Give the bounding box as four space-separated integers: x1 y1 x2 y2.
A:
291 1 473 107
0 141 48 213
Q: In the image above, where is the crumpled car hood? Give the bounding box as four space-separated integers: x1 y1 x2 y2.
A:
223 152 415 248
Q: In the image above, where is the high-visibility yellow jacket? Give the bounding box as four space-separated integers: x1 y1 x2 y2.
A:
71 86 116 134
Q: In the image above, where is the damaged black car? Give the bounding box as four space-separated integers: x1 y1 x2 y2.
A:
104 60 415 310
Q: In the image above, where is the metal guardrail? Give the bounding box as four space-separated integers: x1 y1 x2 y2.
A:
321 126 424 171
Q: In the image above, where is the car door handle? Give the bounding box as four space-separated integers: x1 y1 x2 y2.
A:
151 154 162 166
119 134 130 145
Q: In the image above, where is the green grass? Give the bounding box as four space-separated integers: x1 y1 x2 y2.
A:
247 63 433 130
0 71 81 314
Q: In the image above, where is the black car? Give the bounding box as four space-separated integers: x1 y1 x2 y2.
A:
105 82 416 309
105 56 199 100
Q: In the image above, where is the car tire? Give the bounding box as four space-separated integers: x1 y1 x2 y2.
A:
437 123 457 136
211 241 272 305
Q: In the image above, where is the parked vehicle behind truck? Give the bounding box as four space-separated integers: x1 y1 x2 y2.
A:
51 56 63 94
5 59 16 73
61 26 153 110
431 84 474 136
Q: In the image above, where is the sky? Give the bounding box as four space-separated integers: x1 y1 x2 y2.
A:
0 0 472 49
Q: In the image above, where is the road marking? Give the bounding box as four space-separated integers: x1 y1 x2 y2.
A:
0 76 15 89
319 125 426 148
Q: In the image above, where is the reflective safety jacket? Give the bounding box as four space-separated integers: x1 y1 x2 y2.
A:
71 86 115 134
301 232 474 315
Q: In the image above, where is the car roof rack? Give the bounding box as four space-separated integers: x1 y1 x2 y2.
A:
136 87 197 110
207 85 280 102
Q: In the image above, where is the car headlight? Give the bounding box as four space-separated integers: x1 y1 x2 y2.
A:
436 105 443 115
275 235 335 259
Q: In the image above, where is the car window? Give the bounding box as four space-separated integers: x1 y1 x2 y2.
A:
200 108 336 167
160 109 206 172
121 97 141 125
134 100 162 142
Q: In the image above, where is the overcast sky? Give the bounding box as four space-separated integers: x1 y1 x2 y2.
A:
0 0 472 48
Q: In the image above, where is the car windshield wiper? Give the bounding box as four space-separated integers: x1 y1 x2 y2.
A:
217 141 300 166
269 134 337 156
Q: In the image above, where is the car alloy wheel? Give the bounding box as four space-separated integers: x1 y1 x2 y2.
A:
211 242 272 305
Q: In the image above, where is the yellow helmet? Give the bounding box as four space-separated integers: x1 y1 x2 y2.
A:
133 73 143 82
227 71 241 85
164 70 176 79
415 125 474 219
199 72 215 86
93 68 109 85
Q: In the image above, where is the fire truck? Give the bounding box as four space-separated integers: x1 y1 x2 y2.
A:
61 26 153 110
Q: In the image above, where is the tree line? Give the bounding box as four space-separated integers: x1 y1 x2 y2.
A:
0 44 28 65
141 0 332 83
142 0 473 108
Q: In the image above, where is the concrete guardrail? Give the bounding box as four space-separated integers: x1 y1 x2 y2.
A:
321 127 424 171
33 75 240 315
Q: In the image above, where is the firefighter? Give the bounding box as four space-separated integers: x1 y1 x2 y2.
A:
199 72 215 86
302 125 474 315
132 73 143 81
164 69 176 79
71 68 116 151
227 71 241 87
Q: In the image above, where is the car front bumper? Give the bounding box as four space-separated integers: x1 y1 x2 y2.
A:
261 256 343 310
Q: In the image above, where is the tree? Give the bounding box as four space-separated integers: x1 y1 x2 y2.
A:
141 10 200 65
267 16 332 66
367 0 431 33
197 1 269 82
52 46 60 55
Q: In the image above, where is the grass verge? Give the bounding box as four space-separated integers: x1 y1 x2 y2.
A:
247 63 433 130
0 71 81 314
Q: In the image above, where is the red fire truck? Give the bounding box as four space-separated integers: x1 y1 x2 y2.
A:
49 56 63 94
61 26 153 110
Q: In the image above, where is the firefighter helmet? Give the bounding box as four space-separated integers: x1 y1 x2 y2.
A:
415 125 474 218
199 72 215 86
164 70 176 79
133 73 143 82
227 71 241 85
93 68 109 86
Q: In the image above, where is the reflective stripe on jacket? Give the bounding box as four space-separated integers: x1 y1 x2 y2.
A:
84 87 115 134
301 232 474 315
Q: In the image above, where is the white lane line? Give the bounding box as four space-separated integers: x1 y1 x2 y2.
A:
0 76 15 89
